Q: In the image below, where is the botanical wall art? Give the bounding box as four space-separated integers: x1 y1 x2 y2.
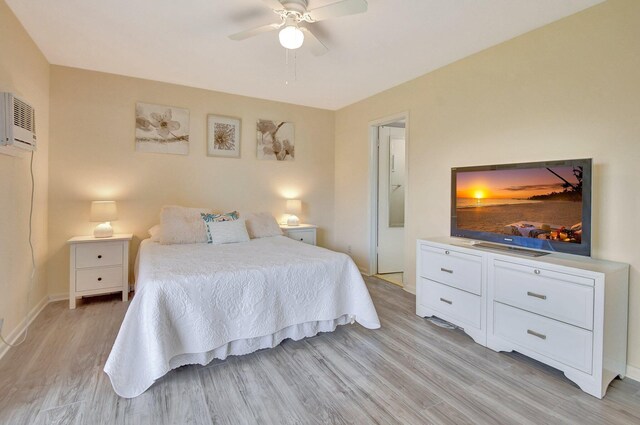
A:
207 115 241 158
256 119 295 161
135 102 190 155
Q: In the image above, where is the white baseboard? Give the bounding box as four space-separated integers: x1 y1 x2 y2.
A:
625 364 640 383
0 295 49 361
403 285 416 295
48 293 69 302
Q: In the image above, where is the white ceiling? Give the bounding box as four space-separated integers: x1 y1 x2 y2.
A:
7 0 603 110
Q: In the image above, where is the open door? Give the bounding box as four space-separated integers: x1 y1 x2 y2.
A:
377 125 405 274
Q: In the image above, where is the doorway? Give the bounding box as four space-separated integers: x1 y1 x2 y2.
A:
369 115 407 287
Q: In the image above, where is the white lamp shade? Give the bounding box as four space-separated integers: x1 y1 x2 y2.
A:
286 199 302 215
279 26 304 50
90 201 118 222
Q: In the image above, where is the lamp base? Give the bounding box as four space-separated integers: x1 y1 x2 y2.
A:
287 215 300 226
94 222 114 238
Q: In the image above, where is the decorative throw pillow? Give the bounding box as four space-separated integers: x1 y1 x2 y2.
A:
159 206 212 245
202 218 250 245
242 212 283 239
201 211 240 243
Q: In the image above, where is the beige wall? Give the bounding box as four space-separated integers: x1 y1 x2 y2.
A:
0 0 50 345
334 0 640 367
48 66 335 297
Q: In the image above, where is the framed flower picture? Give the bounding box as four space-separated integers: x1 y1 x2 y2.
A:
207 115 241 158
135 102 190 155
256 119 294 161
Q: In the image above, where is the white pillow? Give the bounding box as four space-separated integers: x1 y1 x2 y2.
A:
160 205 212 245
148 224 161 242
203 219 250 245
242 212 283 239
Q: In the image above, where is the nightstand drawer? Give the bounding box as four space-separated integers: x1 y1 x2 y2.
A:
287 230 316 245
76 242 123 268
76 266 123 292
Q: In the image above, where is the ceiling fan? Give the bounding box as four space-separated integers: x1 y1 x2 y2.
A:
229 0 368 56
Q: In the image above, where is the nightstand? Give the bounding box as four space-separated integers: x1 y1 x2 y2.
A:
280 224 317 245
67 234 133 309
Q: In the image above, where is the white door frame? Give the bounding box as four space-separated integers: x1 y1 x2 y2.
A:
367 111 409 279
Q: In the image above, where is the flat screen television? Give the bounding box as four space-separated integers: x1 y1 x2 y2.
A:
451 158 592 256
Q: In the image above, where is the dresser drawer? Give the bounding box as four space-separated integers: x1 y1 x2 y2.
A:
493 302 593 374
420 245 482 295
419 278 481 328
76 266 123 292
286 230 316 245
75 242 124 268
493 260 594 330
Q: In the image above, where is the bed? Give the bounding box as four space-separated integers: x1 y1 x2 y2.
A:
104 235 381 398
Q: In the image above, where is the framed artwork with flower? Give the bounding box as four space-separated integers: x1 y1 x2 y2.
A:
256 119 294 161
207 115 241 158
135 102 190 155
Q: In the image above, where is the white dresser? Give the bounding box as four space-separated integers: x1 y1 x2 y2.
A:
416 237 629 398
280 224 317 245
68 234 132 309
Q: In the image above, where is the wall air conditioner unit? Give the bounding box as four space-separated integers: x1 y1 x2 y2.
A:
0 92 37 151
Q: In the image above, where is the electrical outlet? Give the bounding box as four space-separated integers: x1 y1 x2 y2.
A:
0 318 4 333
347 245 352 254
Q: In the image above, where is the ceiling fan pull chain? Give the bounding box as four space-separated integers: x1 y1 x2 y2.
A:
293 49 297 83
285 48 298 85
285 48 290 85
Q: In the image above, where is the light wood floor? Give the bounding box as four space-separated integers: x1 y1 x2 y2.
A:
1 277 640 425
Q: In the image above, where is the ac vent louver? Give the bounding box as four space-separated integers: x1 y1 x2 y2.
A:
1 92 37 151
13 97 35 134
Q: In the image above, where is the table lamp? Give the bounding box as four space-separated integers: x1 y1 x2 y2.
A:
286 199 301 226
90 201 118 238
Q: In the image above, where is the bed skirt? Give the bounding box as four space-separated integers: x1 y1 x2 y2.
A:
106 314 352 398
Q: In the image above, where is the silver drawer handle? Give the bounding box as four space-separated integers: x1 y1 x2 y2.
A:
527 329 547 340
527 291 547 300
534 269 541 275
440 298 453 305
440 268 453 274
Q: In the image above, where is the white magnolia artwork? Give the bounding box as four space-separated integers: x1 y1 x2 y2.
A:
256 119 295 161
207 115 241 158
135 102 190 155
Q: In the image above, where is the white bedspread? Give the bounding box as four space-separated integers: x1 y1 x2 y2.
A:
104 236 380 398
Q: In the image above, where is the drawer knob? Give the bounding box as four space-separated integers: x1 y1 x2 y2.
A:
300 238 304 241
534 269 541 275
98 255 102 259
439 297 453 305
97 277 102 281
440 267 453 274
527 291 547 300
527 329 547 340
445 250 450 255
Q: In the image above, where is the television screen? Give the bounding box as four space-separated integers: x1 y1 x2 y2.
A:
451 159 592 256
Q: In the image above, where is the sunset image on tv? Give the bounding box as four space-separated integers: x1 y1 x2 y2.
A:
456 166 583 243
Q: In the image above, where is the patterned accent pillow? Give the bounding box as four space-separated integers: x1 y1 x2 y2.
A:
201 211 239 243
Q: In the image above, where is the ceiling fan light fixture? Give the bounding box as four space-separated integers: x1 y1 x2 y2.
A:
279 25 304 50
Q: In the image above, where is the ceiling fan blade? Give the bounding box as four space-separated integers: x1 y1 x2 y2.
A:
307 0 367 22
300 27 328 56
262 0 284 10
228 23 281 41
